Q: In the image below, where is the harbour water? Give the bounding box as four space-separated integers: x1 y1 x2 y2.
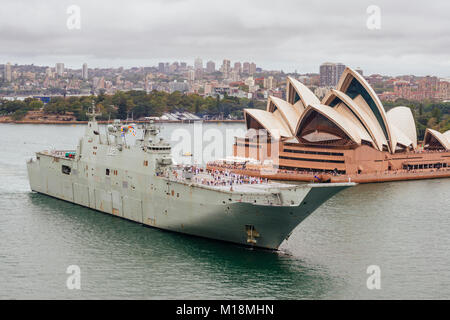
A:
1 123 449 299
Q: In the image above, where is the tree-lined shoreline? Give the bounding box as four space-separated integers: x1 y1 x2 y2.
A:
1 90 448 140
0 90 265 121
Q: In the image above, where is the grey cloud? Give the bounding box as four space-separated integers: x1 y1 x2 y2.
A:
0 0 449 76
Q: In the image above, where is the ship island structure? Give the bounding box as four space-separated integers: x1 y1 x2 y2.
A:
26 109 354 250
207 67 450 183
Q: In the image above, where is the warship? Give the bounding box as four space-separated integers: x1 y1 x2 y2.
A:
26 106 354 250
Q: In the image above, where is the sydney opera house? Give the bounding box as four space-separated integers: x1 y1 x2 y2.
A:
209 67 450 183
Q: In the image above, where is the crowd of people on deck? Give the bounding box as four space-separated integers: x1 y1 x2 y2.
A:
157 159 449 185
207 161 341 177
166 165 268 187
200 169 268 187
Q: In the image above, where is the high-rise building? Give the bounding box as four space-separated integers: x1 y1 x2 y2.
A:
193 58 203 79
195 69 203 79
169 62 179 73
45 67 52 78
320 62 347 87
355 68 363 76
194 58 203 71
82 63 88 80
94 76 105 90
188 69 195 81
158 62 165 73
242 62 250 74
234 62 242 74
4 62 12 82
144 74 150 92
320 62 336 87
221 59 231 76
336 63 346 83
206 61 215 73
249 62 256 75
230 70 240 82
55 63 64 77
263 76 274 89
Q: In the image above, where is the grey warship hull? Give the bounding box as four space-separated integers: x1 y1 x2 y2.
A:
26 116 353 250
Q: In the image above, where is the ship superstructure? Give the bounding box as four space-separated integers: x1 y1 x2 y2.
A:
26 105 354 250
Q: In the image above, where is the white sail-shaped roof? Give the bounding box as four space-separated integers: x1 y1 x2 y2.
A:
423 128 450 150
333 102 375 146
386 106 417 149
337 67 395 152
390 124 413 149
443 130 450 141
267 96 301 134
240 70 445 154
352 94 389 150
295 104 365 145
286 76 320 114
323 89 387 150
244 108 292 140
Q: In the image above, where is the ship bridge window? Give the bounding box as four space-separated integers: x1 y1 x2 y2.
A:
62 165 71 175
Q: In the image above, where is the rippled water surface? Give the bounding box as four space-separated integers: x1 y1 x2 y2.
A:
0 123 449 299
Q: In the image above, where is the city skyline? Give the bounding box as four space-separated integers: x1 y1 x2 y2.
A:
2 58 448 104
0 0 449 77
1 59 448 80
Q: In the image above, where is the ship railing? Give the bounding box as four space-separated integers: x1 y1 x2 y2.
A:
207 161 450 183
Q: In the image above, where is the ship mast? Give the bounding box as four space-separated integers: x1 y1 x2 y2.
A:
84 100 104 144
86 100 102 122
139 118 161 147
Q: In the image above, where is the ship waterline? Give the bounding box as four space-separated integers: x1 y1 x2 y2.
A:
26 112 353 250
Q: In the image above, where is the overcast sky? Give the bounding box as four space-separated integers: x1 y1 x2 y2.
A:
0 0 449 76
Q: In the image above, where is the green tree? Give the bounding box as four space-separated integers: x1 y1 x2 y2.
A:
29 100 44 110
432 107 441 122
12 109 28 120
